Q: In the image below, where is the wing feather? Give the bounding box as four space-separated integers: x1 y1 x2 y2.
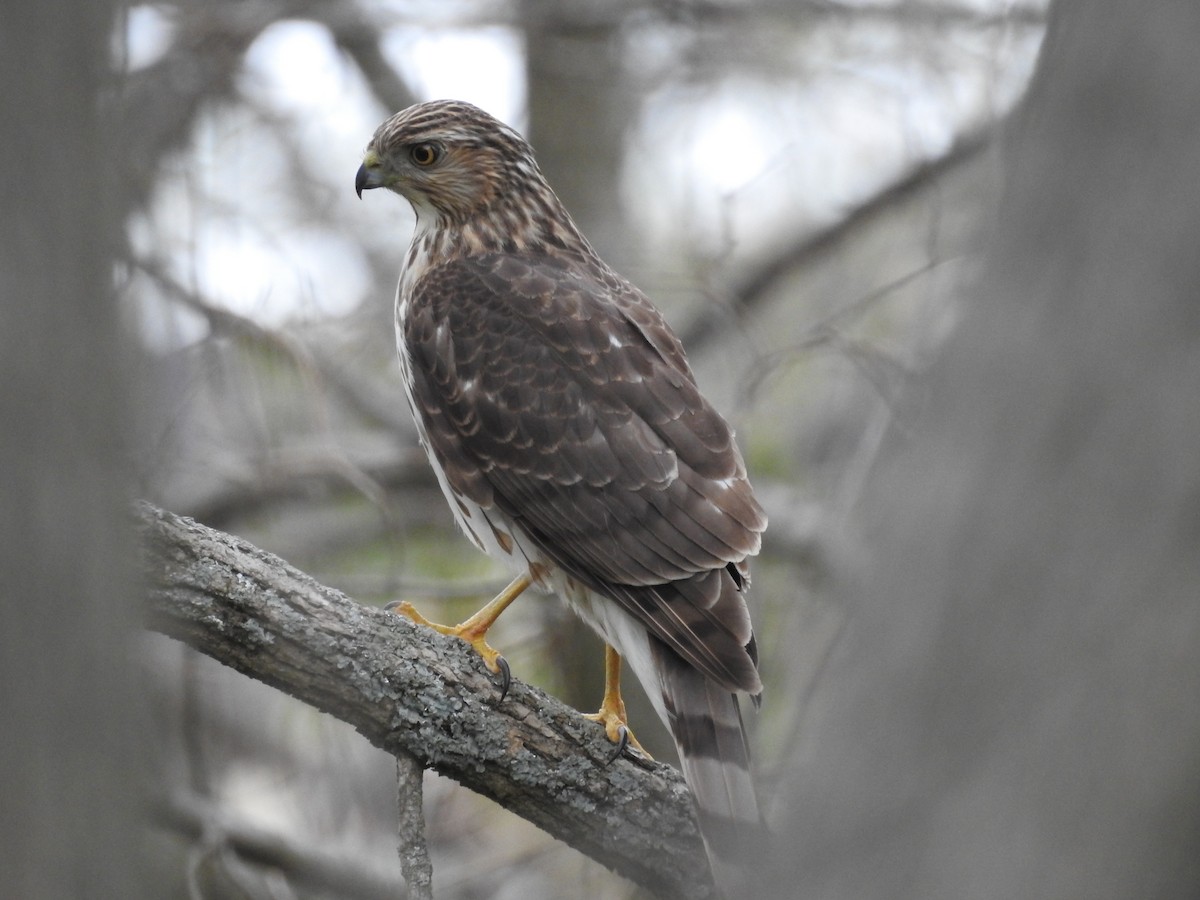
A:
403 252 766 690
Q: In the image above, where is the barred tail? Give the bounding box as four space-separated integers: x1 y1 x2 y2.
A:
652 640 764 899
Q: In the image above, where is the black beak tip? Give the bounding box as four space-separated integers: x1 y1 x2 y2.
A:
354 163 368 199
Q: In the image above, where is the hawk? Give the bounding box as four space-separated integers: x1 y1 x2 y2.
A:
356 100 766 892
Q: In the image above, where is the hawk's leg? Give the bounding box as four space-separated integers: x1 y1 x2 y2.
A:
387 571 533 700
584 644 651 762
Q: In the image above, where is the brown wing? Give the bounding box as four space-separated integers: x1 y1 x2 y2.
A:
403 252 766 692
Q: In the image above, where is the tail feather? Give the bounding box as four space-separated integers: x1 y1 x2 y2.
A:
653 639 764 897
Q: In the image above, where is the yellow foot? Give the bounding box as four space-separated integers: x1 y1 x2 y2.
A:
387 599 512 698
384 572 533 699
583 705 650 762
385 578 531 700
387 600 506 672
585 644 652 762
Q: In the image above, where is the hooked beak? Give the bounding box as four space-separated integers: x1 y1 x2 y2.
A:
356 150 387 198
355 162 383 198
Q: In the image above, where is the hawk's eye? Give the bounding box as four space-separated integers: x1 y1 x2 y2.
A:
409 143 441 167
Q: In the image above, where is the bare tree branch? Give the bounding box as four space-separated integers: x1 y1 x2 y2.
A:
136 502 715 900
659 0 1046 29
155 791 405 900
329 17 419 115
394 753 432 900
178 445 431 528
681 124 997 351
114 1 279 211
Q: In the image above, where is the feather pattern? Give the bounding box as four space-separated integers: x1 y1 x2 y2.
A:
361 100 767 894
404 254 765 694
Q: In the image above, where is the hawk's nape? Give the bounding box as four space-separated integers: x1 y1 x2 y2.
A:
356 99 767 897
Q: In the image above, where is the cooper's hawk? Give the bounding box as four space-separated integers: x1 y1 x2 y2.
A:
356 100 766 892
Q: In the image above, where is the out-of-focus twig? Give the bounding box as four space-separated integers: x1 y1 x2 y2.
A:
681 125 998 351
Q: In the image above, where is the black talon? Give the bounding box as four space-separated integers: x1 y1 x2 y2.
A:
494 655 511 702
606 724 630 765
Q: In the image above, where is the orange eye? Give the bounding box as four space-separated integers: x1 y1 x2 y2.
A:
410 143 440 166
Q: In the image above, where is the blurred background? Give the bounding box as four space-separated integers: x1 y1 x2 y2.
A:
11 1 1200 898
112 0 1049 897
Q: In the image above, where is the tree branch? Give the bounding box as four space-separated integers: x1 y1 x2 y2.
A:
154 791 405 900
681 124 998 352
394 753 432 900
136 502 714 899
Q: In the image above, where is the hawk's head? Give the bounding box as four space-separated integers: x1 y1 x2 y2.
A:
356 100 545 226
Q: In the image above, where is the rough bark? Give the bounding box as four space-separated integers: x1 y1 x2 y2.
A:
394 752 433 900
136 502 714 900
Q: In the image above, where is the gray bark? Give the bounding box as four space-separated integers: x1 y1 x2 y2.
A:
137 502 715 900
395 752 433 900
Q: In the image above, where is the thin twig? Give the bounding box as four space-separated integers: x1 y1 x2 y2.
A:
681 126 998 351
395 753 433 900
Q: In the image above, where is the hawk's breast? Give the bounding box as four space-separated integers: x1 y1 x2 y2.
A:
395 270 550 585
